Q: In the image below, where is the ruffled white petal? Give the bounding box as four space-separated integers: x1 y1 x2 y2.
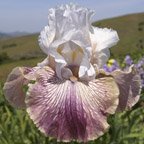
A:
96 49 110 68
38 4 119 81
39 4 94 55
38 4 96 81
39 26 55 54
90 27 119 67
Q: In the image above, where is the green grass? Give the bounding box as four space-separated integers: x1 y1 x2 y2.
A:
0 34 44 60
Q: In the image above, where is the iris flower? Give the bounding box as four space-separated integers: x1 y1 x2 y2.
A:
3 4 141 142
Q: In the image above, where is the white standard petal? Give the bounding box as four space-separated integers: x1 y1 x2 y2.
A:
39 7 56 54
38 4 119 82
39 25 56 54
39 4 94 55
90 27 119 67
38 4 96 81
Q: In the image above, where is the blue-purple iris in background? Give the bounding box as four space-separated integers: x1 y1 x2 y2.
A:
103 59 119 72
125 55 133 66
135 57 144 88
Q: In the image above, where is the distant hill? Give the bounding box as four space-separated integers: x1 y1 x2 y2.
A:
0 12 144 60
0 32 10 39
0 31 30 40
0 33 43 60
8 31 30 37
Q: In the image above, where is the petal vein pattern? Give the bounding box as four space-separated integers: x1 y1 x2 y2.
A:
98 66 142 111
111 66 142 111
26 67 119 142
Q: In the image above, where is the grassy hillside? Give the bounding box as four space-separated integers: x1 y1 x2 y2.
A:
0 34 44 60
0 58 43 82
0 12 144 82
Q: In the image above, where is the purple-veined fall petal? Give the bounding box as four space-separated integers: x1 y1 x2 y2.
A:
111 66 142 111
26 66 119 142
98 66 142 111
3 67 36 108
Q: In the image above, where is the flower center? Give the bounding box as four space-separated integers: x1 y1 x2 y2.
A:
56 41 84 79
67 65 79 78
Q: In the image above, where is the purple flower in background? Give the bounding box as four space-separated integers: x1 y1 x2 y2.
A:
124 55 133 66
122 55 144 89
123 55 144 89
135 57 144 89
3 4 141 142
103 59 119 72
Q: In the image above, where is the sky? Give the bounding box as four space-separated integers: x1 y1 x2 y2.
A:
0 0 144 33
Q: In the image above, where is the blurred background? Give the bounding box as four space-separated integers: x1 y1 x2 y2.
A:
0 0 144 144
